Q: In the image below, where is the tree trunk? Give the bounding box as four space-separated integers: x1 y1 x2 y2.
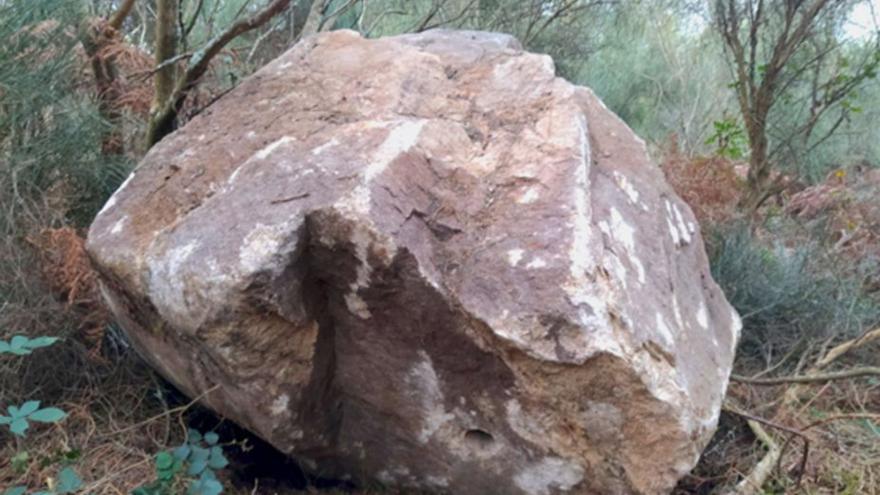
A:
144 0 294 149
300 0 327 38
146 0 179 146
738 93 774 213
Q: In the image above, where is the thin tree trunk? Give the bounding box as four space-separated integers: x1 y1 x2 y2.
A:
145 0 292 148
147 0 179 146
300 0 327 37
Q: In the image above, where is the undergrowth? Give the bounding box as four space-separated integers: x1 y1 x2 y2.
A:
709 223 880 367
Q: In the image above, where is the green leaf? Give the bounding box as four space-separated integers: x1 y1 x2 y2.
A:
3 487 26 495
204 431 219 446
11 451 29 472
1 336 59 355
26 336 59 349
0 415 12 425
10 335 27 351
173 444 191 461
157 467 176 481
187 429 203 444
155 451 174 470
187 458 208 476
208 446 228 470
57 466 83 494
19 400 40 416
9 417 29 436
28 407 67 423
8 405 21 417
190 446 210 464
188 476 223 495
63 449 81 461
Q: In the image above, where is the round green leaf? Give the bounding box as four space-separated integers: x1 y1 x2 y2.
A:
28 407 67 423
208 446 228 470
3 486 26 495
187 458 208 476
173 444 191 461
204 431 219 446
9 417 29 436
0 341 10 353
0 415 12 425
155 451 174 470
190 446 210 464
57 466 83 494
187 429 203 443
188 477 223 495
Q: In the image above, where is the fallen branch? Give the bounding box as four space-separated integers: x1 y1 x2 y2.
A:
814 327 880 369
733 420 782 495
724 407 809 494
729 327 880 493
731 366 880 385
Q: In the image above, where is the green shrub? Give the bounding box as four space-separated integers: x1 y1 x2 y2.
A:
709 224 880 364
1 335 80 495
133 429 229 495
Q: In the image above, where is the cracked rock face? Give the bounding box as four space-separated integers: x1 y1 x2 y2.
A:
86 30 740 495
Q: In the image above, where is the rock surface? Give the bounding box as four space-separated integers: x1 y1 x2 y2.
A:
86 30 741 495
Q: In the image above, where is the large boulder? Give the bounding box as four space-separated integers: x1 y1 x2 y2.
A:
86 30 740 494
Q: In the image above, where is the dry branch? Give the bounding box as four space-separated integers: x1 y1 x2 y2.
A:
731 420 782 495
814 327 880 369
731 366 880 385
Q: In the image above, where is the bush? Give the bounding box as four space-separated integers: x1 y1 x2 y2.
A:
708 223 880 367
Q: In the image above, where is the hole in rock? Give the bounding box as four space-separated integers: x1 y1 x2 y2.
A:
464 429 495 449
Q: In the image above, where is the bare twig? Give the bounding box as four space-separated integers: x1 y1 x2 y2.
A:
814 327 880 369
731 366 880 385
96 384 220 438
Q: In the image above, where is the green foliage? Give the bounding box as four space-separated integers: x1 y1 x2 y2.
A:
0 401 67 437
132 429 228 495
705 117 748 159
709 224 880 359
0 0 132 228
0 336 59 356
575 2 734 152
3 466 82 495
10 451 29 472
0 335 67 437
